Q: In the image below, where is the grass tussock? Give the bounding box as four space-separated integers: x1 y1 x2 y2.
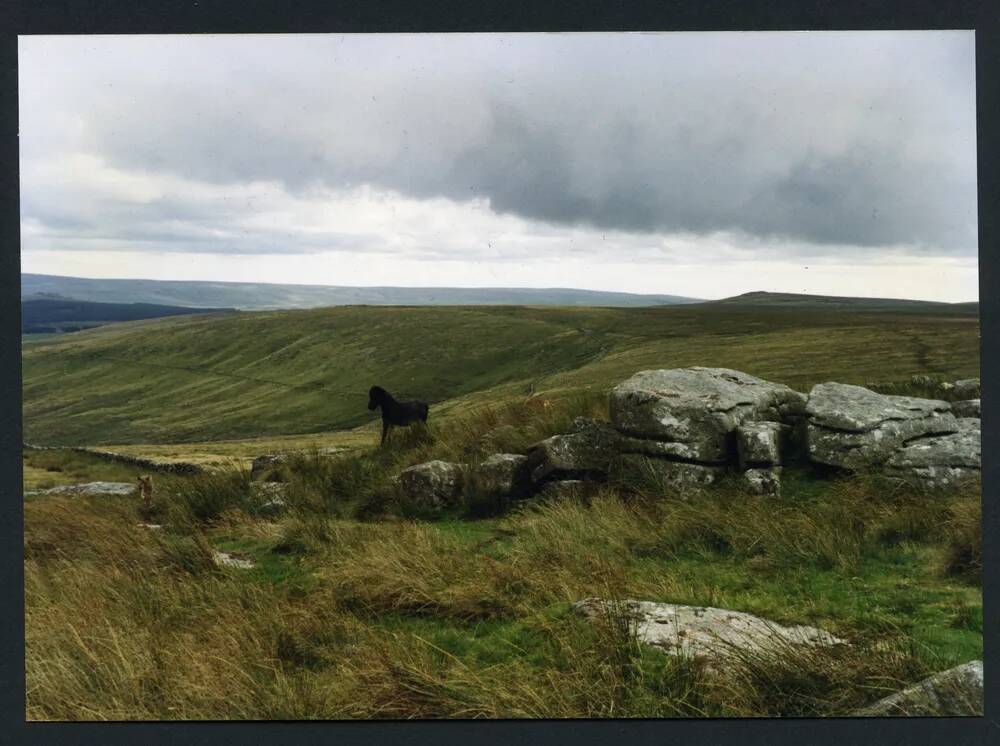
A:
939 495 982 582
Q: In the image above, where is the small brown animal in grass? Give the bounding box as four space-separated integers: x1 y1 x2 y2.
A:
137 475 154 509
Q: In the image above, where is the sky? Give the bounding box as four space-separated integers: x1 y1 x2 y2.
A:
18 32 979 301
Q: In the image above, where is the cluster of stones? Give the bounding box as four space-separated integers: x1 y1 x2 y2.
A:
806 379 981 489
393 368 981 506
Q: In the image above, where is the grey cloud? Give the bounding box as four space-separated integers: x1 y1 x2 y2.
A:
19 32 977 256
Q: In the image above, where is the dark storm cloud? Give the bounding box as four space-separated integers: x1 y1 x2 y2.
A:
19 32 977 255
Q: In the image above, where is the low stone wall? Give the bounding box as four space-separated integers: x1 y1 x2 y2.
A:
23 443 206 476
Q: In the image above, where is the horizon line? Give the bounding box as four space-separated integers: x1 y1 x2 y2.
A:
20 271 980 306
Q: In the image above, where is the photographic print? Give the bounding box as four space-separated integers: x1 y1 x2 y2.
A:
19 31 982 720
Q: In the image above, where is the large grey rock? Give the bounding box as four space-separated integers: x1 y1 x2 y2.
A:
395 460 465 508
24 481 137 497
525 419 621 483
806 383 958 470
610 367 806 463
573 599 844 667
621 454 724 494
473 453 529 496
742 467 782 496
736 422 784 468
884 418 981 488
853 660 983 716
953 378 981 399
952 399 980 418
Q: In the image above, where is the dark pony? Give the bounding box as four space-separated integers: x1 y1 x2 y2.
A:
367 385 429 446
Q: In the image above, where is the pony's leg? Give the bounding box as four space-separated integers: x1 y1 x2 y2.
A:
381 420 389 446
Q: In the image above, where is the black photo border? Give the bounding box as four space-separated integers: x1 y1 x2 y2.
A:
1 2 996 744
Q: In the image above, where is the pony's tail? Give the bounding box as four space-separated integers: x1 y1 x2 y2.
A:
420 403 429 422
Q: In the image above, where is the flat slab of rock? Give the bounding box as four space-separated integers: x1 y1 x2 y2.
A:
806 383 958 470
884 418 981 488
395 460 465 508
853 660 983 716
952 399 980 418
25 481 137 497
573 599 844 665
610 367 806 463
525 419 620 483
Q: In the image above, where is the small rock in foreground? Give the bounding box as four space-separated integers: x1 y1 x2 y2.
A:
853 660 983 717
573 598 844 667
212 550 256 570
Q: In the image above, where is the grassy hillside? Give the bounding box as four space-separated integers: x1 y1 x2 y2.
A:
22 303 979 446
709 290 978 311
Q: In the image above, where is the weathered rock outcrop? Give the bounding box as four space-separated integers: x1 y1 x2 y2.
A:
606 367 808 496
952 399 981 419
736 421 784 468
884 418 981 488
524 418 621 484
610 367 807 463
573 598 844 667
390 369 979 505
953 378 981 400
395 460 465 508
806 383 958 471
853 660 983 716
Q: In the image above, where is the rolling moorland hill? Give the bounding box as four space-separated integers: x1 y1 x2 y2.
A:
21 300 980 447
710 290 979 312
21 273 699 310
22 297 237 334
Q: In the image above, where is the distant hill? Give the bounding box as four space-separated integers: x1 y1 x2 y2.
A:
22 298 237 334
21 274 701 310
707 291 978 314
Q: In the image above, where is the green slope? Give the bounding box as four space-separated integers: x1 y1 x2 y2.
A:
22 304 980 446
